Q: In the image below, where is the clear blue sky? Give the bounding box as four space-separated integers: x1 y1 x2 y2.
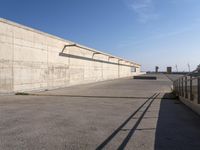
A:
1 0 200 71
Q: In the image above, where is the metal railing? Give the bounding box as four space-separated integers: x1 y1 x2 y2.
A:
173 68 200 104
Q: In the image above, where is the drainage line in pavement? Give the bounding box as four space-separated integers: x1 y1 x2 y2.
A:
17 93 175 100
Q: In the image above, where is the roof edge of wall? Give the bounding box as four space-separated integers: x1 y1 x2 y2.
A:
0 17 141 67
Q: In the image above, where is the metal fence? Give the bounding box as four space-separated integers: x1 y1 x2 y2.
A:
173 68 200 104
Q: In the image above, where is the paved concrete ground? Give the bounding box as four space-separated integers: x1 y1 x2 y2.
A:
165 74 184 81
1 74 200 150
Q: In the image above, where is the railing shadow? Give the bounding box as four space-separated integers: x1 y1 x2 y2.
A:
95 93 159 150
95 92 200 149
154 93 200 150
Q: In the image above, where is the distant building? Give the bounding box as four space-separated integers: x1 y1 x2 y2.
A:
197 65 200 70
197 65 200 72
155 66 159 73
167 67 172 74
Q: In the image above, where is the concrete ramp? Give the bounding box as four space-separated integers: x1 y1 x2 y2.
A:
1 74 200 150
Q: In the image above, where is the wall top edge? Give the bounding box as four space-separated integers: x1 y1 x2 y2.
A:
0 17 141 67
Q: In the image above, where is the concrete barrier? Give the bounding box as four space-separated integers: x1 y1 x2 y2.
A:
0 18 141 93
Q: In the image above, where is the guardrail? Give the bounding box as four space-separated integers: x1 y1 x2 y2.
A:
173 68 200 104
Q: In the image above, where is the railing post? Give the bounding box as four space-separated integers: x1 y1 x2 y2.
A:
182 77 184 97
190 75 193 101
185 76 188 98
179 78 181 96
177 80 179 96
198 77 200 104
174 80 177 95
173 81 176 93
177 79 179 95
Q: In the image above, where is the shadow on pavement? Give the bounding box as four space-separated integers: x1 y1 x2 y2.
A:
154 93 200 150
96 93 160 150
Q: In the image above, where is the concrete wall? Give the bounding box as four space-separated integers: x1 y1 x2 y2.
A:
179 97 200 115
0 18 141 93
180 85 200 115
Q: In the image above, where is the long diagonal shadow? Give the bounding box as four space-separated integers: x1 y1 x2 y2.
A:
117 93 160 150
96 93 158 150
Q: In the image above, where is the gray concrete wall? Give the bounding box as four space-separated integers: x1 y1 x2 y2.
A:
0 18 141 93
173 77 200 115
179 96 200 115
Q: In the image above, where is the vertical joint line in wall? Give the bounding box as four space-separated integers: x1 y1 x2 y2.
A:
101 61 103 80
118 60 120 78
47 45 49 88
68 47 70 83
12 30 14 91
118 59 123 78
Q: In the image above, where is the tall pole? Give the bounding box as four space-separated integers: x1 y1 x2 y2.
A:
188 63 191 73
175 64 178 72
